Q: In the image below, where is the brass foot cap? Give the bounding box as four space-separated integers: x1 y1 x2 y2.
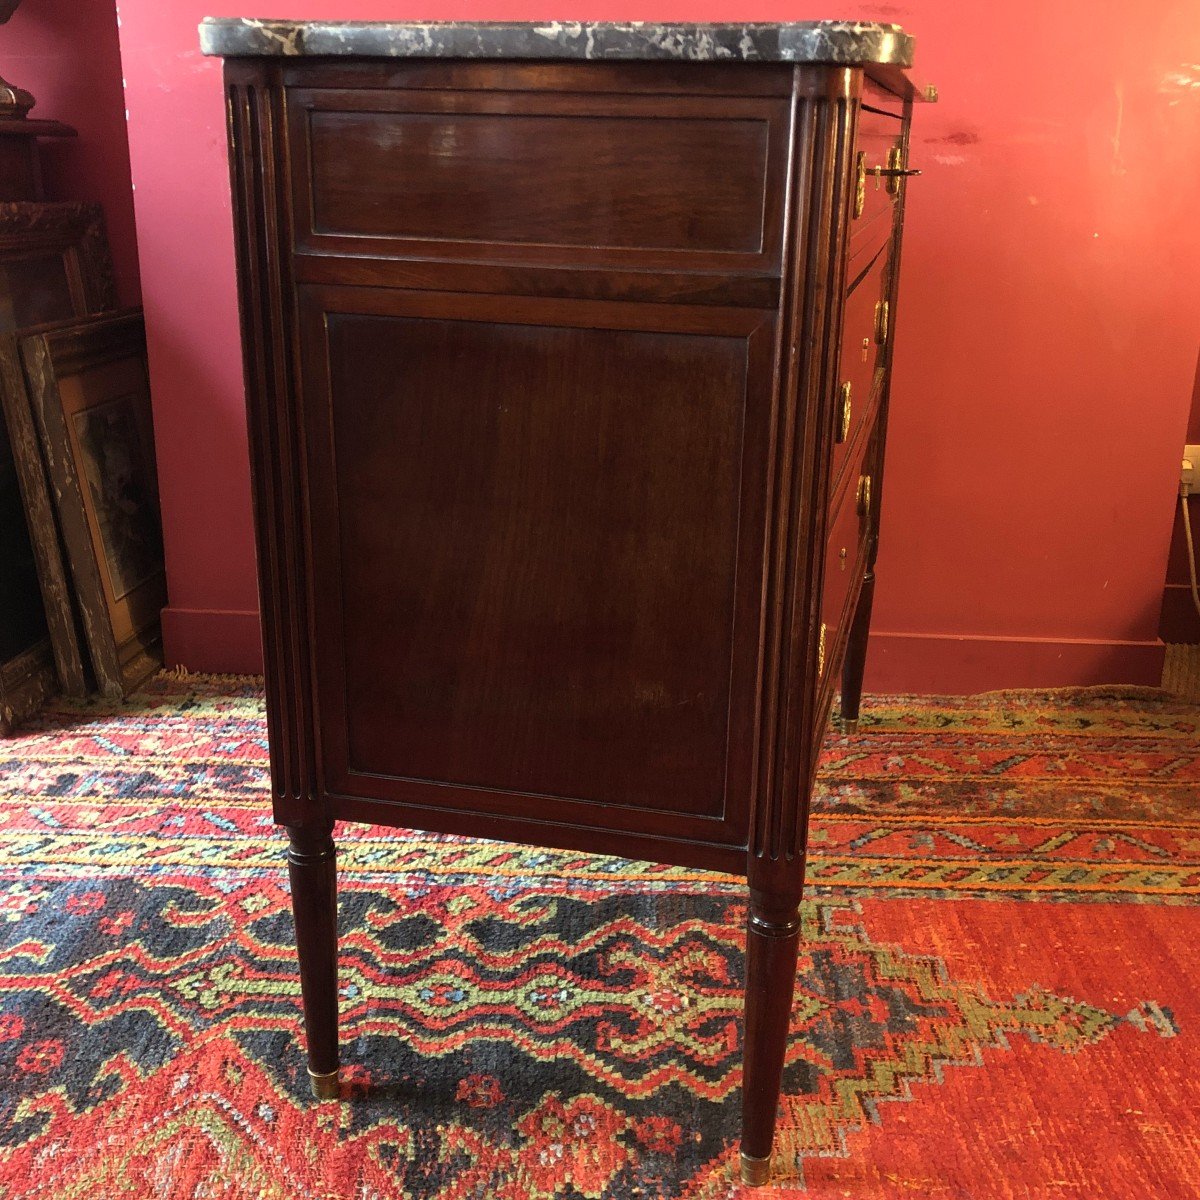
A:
308 1067 339 1100
841 718 859 735
740 1151 771 1187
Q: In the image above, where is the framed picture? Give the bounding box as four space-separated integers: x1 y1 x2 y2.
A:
23 309 164 697
0 325 90 696
0 201 116 332
0 401 57 732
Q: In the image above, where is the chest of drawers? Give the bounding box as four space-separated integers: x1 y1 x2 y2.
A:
201 19 923 1184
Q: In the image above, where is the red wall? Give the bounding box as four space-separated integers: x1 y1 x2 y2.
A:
114 0 1200 689
0 0 140 306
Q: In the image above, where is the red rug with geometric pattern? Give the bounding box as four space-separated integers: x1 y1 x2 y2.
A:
0 677 1197 1198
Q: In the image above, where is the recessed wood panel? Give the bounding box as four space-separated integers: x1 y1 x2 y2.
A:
309 108 768 252
290 88 787 272
299 288 772 836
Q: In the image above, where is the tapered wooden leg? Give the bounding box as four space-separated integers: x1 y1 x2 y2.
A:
740 891 803 1186
286 822 340 1100
840 568 876 734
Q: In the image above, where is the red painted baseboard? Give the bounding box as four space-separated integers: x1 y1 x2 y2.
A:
864 631 1166 694
161 607 264 675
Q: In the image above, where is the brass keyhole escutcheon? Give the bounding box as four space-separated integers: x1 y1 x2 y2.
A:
857 473 873 518
853 151 866 218
837 381 852 443
874 299 889 345
839 547 848 572
818 621 828 676
861 336 870 362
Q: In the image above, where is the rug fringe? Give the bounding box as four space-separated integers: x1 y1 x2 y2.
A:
154 666 266 686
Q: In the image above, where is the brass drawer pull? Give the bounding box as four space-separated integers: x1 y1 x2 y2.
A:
857 473 872 518
874 299 889 345
871 144 921 195
837 380 852 442
867 165 922 182
818 621 828 676
855 144 919 216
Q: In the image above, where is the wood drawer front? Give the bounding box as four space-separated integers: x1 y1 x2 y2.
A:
288 87 789 274
296 284 776 849
848 198 894 269
830 246 889 491
818 449 872 689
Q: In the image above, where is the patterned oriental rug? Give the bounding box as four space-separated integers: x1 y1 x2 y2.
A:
0 677 1197 1199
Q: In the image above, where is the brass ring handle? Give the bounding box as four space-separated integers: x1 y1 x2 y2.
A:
882 144 918 196
855 145 920 212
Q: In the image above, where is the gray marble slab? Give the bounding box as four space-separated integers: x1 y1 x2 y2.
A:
199 19 914 68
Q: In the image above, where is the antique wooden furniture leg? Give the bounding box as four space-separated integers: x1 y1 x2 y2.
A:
286 822 340 1099
840 567 876 734
740 889 804 1185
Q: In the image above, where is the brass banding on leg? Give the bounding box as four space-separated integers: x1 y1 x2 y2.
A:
740 1151 771 1187
307 1067 339 1100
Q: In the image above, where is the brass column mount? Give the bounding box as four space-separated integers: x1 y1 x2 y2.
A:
874 299 889 345
837 380 852 442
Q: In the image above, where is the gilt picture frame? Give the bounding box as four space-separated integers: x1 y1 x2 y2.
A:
23 309 164 697
0 403 56 732
0 201 117 332
0 326 90 696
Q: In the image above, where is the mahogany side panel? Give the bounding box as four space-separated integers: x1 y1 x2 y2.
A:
297 285 775 852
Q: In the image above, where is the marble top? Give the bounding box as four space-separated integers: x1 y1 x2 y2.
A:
199 19 915 68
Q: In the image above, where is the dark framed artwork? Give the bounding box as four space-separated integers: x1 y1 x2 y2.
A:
0 397 56 731
0 201 116 333
0 326 89 695
23 309 164 697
